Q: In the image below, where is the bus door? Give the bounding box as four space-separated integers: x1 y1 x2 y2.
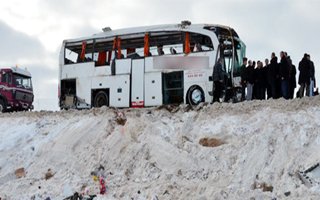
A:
131 59 145 107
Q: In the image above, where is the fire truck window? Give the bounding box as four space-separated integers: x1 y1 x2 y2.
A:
1 73 8 83
8 74 12 84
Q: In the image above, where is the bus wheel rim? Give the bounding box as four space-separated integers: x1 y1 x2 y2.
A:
191 89 202 104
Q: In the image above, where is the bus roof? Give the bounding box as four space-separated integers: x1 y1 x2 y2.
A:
64 23 239 43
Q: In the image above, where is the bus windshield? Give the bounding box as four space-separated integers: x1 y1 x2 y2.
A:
13 73 33 90
233 39 246 76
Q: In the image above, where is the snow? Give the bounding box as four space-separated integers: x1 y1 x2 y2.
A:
0 97 320 199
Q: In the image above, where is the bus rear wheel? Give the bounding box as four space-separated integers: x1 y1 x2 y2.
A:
0 99 6 113
94 91 109 107
187 86 204 105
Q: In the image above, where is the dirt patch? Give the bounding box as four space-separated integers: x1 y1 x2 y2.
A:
45 169 54 180
15 168 26 178
199 138 225 147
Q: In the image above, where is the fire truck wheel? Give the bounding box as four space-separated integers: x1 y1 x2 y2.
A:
94 91 109 107
187 86 204 105
0 99 6 113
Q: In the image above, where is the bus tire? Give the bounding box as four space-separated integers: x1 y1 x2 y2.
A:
0 98 6 113
94 91 109 107
187 85 205 105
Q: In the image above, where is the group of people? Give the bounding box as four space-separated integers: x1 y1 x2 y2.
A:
212 51 317 102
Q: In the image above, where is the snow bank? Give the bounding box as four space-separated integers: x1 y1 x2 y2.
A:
0 97 320 199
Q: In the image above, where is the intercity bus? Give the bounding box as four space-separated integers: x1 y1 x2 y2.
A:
59 21 246 109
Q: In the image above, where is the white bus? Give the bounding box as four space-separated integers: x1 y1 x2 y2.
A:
59 21 246 109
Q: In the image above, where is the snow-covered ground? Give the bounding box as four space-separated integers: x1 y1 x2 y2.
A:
1 97 320 200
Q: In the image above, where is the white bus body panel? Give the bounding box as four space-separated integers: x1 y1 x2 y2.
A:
116 59 131 75
145 57 161 73
131 59 145 107
145 72 162 106
94 65 112 76
61 62 95 105
92 75 130 107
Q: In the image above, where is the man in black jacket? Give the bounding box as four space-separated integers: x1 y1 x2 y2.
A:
298 53 311 97
287 54 296 99
244 60 255 100
307 54 315 96
212 58 224 102
279 51 290 99
267 53 279 99
240 57 248 101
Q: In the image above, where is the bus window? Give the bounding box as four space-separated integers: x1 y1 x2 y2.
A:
190 33 214 52
93 39 114 66
64 41 94 65
65 48 79 64
149 31 183 56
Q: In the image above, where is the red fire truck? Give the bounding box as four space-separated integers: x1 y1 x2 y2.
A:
0 67 34 112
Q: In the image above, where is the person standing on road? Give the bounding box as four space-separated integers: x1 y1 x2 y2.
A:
287 54 296 99
279 51 290 99
240 57 248 101
307 54 315 96
298 53 311 98
244 60 255 100
212 58 224 103
268 53 279 99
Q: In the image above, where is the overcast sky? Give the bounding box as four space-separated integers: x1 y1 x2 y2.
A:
1 0 319 110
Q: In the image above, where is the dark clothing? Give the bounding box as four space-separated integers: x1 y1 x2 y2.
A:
288 64 297 99
310 61 315 80
213 62 224 82
279 57 290 81
298 58 311 85
281 80 289 99
254 67 267 100
267 57 279 98
212 61 224 102
213 81 222 102
240 64 247 101
240 64 247 83
244 65 255 84
279 57 290 99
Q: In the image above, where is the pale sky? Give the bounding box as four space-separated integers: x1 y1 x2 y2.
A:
0 0 319 110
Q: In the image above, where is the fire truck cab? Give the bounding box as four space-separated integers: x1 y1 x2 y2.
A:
0 67 34 112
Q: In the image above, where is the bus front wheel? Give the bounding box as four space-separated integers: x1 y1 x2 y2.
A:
94 91 109 107
187 86 205 105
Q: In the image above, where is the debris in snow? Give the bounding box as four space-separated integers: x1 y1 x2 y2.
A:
251 181 274 192
44 168 54 180
284 191 291 196
14 167 25 178
199 137 225 147
115 111 127 125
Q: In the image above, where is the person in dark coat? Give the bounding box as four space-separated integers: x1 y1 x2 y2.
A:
240 57 248 101
254 61 266 100
307 54 315 96
212 58 224 102
267 53 279 99
298 53 311 97
279 51 290 99
244 60 255 100
287 55 296 99
264 59 272 99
